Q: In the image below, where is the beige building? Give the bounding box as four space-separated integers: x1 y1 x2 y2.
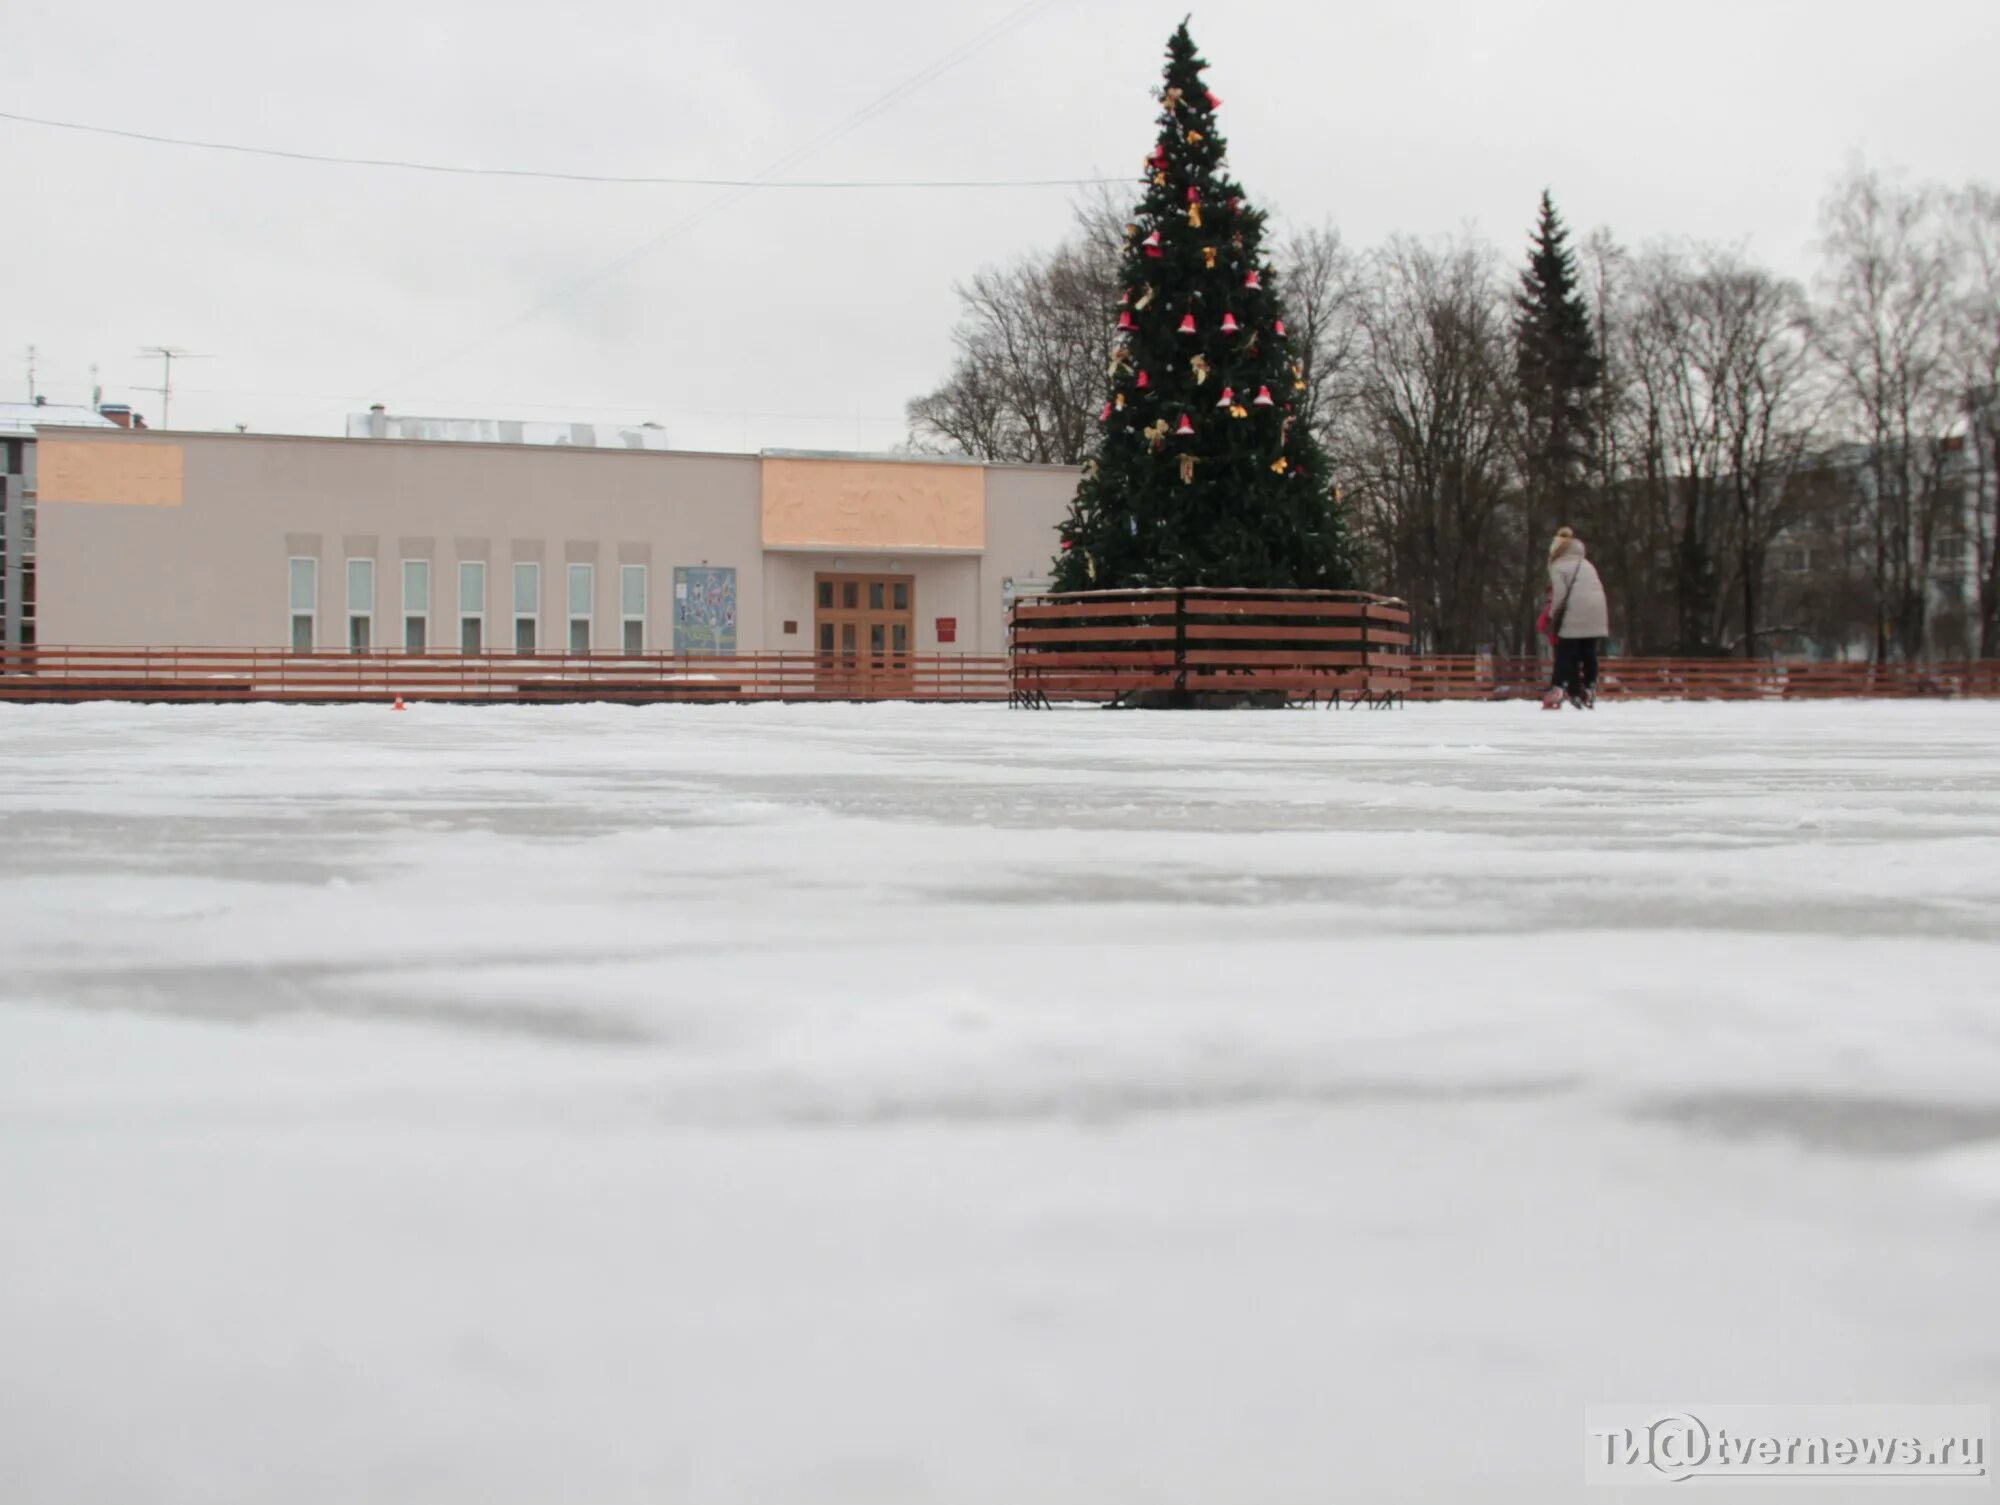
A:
32 421 1075 658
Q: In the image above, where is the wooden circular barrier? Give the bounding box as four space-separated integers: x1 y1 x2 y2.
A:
1007 588 1414 709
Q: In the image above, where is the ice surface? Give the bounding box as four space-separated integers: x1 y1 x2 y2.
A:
2 701 1997 1504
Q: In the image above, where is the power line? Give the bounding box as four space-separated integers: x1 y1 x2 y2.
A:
0 105 1117 190
375 0 1068 397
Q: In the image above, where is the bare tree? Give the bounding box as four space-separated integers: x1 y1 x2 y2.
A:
1575 229 1664 648
906 199 1123 465
1277 222 1366 456
1709 257 1822 654
1338 237 1518 651
1614 247 1824 654
1813 166 1963 661
1952 184 2000 657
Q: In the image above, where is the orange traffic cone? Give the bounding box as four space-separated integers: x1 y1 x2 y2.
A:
392 695 406 712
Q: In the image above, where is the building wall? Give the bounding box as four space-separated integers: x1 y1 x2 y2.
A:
34 429 1076 654
982 465 1076 635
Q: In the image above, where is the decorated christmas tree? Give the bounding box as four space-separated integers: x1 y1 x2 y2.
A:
1051 22 1354 592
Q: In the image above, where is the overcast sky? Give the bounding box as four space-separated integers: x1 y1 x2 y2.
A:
6 0 1997 452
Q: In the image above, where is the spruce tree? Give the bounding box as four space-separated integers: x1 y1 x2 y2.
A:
1514 191 1601 530
1050 22 1354 592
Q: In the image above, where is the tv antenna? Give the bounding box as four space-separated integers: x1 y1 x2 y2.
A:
137 346 210 427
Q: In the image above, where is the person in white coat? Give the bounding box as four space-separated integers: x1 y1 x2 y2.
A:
1544 527 1609 709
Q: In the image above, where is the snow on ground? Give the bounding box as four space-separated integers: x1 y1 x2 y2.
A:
1 700 1997 1504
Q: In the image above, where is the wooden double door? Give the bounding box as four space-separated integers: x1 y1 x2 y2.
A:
815 572 914 693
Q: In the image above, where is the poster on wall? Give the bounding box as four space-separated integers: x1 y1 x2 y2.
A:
673 566 738 653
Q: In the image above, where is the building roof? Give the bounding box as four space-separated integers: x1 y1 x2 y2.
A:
0 402 119 435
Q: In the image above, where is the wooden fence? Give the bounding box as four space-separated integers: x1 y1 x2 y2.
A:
1008 589 1414 708
1405 655 2000 702
0 646 1011 704
2 643 1997 706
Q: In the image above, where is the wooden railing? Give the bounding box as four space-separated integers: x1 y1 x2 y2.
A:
0 646 1011 703
3 644 1996 705
1405 656 2000 701
1009 588 1414 708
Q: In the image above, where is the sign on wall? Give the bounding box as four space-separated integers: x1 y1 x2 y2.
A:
936 617 957 643
1001 576 1052 615
673 566 737 653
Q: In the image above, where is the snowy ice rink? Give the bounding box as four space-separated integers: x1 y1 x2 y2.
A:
2 700 1997 1503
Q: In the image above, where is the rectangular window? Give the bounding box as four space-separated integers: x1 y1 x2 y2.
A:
346 558 374 653
402 559 430 653
513 562 539 654
620 564 646 654
458 561 486 653
567 563 593 653
288 557 317 651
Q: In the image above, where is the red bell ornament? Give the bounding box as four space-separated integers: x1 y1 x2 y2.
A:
1244 269 1262 291
1253 386 1275 407
1207 91 1222 108
1220 313 1241 335
1142 230 1162 251
1100 403 1113 422
1119 288 1132 306
1137 370 1151 389
1174 414 1195 437
1274 319 1287 337
1215 386 1235 408
1178 313 1197 335
1187 186 1200 204
1117 311 1138 332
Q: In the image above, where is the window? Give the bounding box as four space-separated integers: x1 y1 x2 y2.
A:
567 563 594 653
346 558 375 652
620 564 647 654
459 561 486 653
402 560 430 653
513 562 539 653
288 557 317 651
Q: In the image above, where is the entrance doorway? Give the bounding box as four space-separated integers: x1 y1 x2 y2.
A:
815 572 914 694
